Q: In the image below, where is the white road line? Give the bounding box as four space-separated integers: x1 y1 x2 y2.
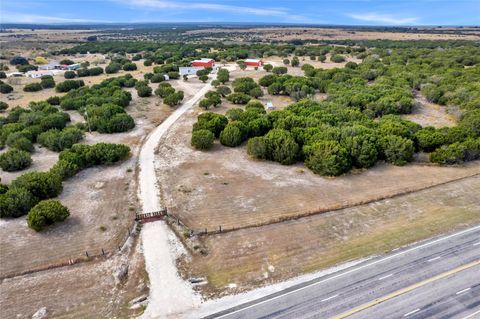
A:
404 308 420 317
212 225 480 319
321 294 339 302
473 242 480 246
462 309 480 319
456 287 472 295
378 274 393 280
428 256 441 262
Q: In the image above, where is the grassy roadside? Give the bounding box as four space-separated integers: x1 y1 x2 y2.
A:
189 176 480 294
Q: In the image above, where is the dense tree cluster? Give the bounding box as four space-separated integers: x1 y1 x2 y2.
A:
27 199 70 232
154 82 184 107
76 66 104 77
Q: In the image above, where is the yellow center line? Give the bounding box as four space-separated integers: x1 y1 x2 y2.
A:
331 259 480 319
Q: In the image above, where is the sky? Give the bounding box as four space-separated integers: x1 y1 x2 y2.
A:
0 0 479 26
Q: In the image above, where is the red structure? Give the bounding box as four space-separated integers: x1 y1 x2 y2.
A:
244 59 263 67
191 58 215 67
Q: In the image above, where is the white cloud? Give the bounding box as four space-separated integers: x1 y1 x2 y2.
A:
348 12 418 25
0 12 110 24
117 0 304 19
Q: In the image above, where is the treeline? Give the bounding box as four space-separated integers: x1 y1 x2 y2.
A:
191 99 479 176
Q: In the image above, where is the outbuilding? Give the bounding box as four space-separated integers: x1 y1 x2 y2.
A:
26 70 62 78
191 58 215 68
245 59 263 67
39 62 61 70
179 66 205 76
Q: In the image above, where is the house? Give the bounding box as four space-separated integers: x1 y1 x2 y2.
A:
245 59 263 67
191 58 215 68
39 62 61 70
179 66 205 76
26 70 62 78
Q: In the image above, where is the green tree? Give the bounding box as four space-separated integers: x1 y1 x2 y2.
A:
264 129 299 165
380 135 415 166
40 76 55 89
27 199 70 231
11 172 63 200
199 75 209 83
220 123 245 147
263 64 273 72
191 129 215 150
304 141 351 176
291 56 300 67
217 68 230 84
23 83 42 92
0 187 37 218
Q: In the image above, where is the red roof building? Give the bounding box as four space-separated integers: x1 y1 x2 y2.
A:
244 59 263 67
191 58 215 67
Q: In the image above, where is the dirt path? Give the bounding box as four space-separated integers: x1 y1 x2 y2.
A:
138 67 236 318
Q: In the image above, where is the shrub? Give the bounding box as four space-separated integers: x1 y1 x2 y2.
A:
27 199 70 231
220 124 244 147
122 62 137 71
40 75 55 89
164 91 184 107
11 171 63 200
226 93 251 105
0 149 32 171
88 67 104 76
216 86 231 97
136 83 152 97
23 83 43 92
247 136 268 159
0 101 8 111
191 129 215 150
415 127 446 152
46 96 60 105
105 62 121 74
0 81 14 94
305 141 351 176
143 59 153 67
264 129 299 165
263 64 273 72
380 135 415 166
64 71 76 79
192 112 228 137
155 83 175 98
331 54 346 63
6 135 34 152
37 127 84 152
10 56 28 65
56 79 84 92
0 71 6 79
0 187 38 218
151 73 165 83
60 59 75 65
272 66 288 75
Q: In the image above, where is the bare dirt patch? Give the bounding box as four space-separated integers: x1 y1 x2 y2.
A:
183 175 480 295
402 92 458 128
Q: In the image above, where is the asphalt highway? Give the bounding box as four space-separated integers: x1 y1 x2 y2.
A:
204 225 480 319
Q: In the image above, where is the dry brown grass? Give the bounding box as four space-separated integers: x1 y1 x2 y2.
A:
184 27 480 42
183 175 480 296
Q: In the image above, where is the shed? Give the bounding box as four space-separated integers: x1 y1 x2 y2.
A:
266 101 275 110
245 59 264 67
179 66 205 76
191 58 215 68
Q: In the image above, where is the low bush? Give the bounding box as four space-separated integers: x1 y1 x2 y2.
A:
0 148 32 171
191 129 215 150
40 75 55 89
37 127 84 152
27 199 70 231
11 171 63 200
0 187 38 218
23 83 43 92
56 79 84 93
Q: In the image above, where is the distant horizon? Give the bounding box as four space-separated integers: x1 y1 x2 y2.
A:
1 22 480 28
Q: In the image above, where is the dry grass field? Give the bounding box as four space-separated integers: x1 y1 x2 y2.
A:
184 27 480 42
182 175 480 295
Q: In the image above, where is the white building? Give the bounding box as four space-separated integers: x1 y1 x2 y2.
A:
266 101 275 110
26 70 63 78
38 62 61 70
179 66 205 76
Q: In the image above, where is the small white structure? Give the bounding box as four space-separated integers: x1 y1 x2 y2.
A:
179 66 205 76
26 70 63 78
266 101 275 110
39 62 61 70
163 74 170 81
6 72 24 77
